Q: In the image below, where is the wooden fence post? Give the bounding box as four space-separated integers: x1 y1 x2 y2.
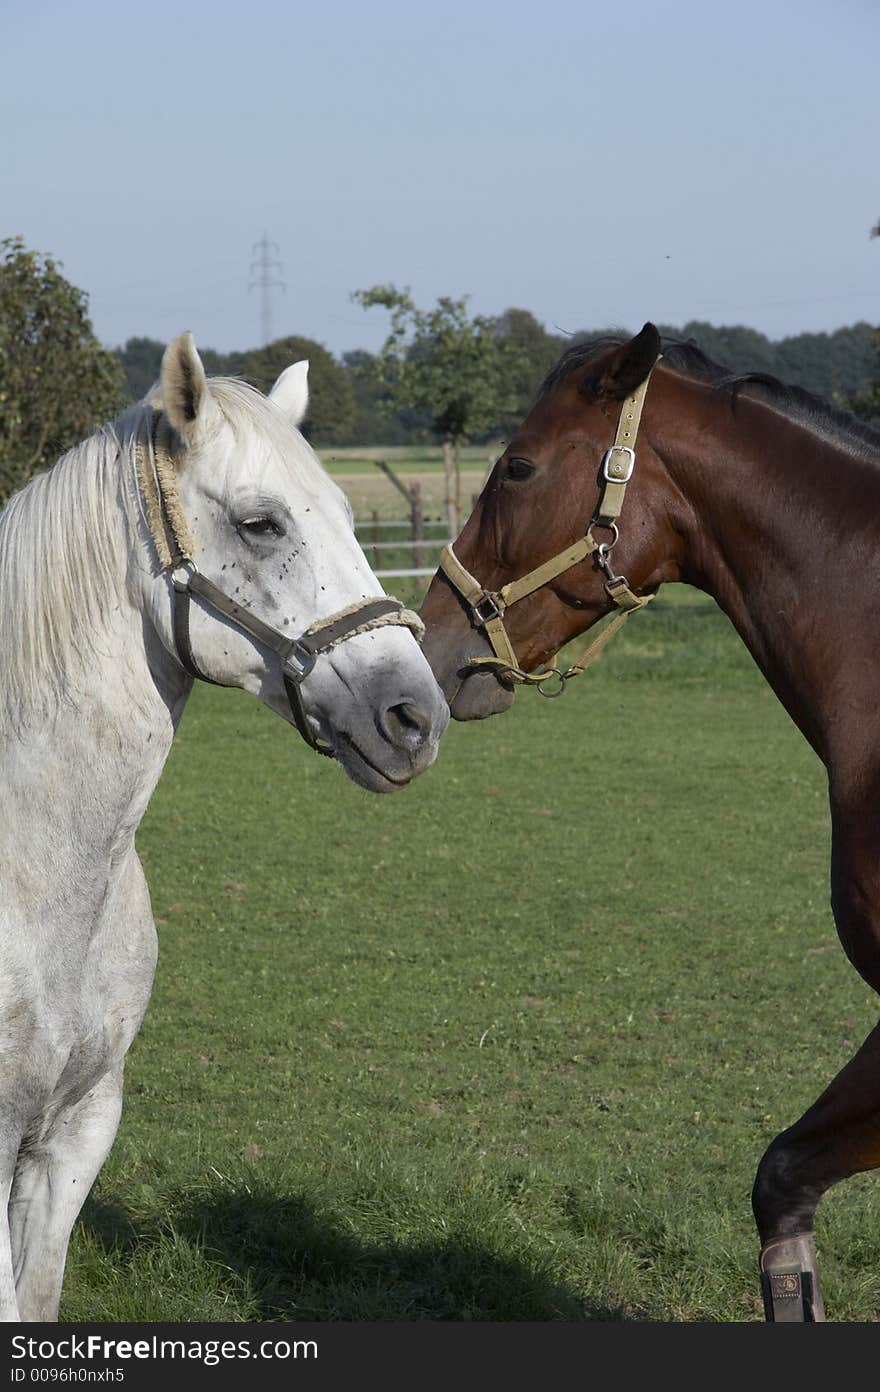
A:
371 510 381 571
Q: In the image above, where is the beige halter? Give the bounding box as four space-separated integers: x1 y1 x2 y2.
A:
439 366 657 697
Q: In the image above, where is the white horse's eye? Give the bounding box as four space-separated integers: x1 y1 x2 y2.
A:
238 516 282 539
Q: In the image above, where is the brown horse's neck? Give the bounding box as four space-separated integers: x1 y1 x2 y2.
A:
650 373 880 770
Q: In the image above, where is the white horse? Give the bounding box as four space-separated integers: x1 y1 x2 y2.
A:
0 334 448 1321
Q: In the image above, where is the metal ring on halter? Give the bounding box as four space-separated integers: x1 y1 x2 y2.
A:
171 558 198 592
537 669 568 698
595 522 620 565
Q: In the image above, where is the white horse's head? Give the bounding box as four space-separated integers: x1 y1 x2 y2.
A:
138 334 448 791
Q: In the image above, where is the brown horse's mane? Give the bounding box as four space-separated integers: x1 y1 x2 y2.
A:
542 334 880 463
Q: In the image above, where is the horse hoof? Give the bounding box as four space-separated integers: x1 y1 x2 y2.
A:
759 1233 826 1322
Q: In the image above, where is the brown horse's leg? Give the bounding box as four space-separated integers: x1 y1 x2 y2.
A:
752 1021 880 1320
752 801 880 1321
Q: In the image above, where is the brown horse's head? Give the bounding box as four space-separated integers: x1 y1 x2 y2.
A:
420 323 686 719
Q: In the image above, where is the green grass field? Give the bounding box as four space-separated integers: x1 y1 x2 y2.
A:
61 589 880 1322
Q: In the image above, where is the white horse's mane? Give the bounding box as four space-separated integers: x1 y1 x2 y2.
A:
0 377 313 730
0 423 134 728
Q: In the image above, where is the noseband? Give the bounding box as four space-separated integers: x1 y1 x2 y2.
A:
439 366 657 696
136 414 424 757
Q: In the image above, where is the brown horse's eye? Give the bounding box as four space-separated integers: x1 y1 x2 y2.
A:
505 458 535 482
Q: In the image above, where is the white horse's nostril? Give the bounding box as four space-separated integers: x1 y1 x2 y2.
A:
379 699 434 749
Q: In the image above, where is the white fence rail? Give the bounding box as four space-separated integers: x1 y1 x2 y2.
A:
359 518 438 530
373 567 441 579
354 511 450 580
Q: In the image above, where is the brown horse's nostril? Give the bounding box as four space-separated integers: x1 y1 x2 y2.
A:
380 699 433 749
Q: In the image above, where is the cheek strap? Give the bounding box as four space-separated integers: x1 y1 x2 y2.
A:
438 364 658 692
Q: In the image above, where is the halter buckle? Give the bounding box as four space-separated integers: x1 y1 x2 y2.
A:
282 639 317 684
602 446 635 483
472 592 504 626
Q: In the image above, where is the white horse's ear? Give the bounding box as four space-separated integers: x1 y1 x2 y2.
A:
269 360 309 427
160 333 209 443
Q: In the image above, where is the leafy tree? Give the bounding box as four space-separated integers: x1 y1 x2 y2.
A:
644 319 879 414
491 307 564 430
114 336 164 402
844 222 880 422
241 335 355 446
353 285 519 532
776 324 879 405
660 320 779 376
200 347 245 380
0 236 125 501
342 349 432 446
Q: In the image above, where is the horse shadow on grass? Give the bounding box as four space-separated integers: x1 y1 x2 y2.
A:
79 1186 634 1321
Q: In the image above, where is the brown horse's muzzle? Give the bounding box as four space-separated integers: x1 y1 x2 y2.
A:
419 587 515 721
447 664 515 720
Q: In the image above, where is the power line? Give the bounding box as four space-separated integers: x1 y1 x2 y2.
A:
249 232 285 347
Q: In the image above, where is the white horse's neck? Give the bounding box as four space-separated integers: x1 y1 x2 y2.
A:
0 426 189 909
3 638 183 867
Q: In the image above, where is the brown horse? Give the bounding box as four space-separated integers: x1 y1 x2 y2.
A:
419 323 880 1321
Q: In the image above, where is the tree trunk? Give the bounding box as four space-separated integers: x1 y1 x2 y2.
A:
443 436 457 538
453 436 462 533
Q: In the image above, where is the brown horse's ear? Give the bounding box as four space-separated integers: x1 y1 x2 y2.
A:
586 323 662 401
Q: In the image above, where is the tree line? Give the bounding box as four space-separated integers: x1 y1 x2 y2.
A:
114 310 880 450
2 234 879 507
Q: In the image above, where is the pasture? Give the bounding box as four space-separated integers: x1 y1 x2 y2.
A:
61 588 880 1322
323 445 492 520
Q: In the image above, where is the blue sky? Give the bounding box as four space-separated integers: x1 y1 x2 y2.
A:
2 0 878 354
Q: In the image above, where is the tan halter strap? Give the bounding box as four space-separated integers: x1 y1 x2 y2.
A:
440 535 603 685
439 362 659 693
595 368 653 525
